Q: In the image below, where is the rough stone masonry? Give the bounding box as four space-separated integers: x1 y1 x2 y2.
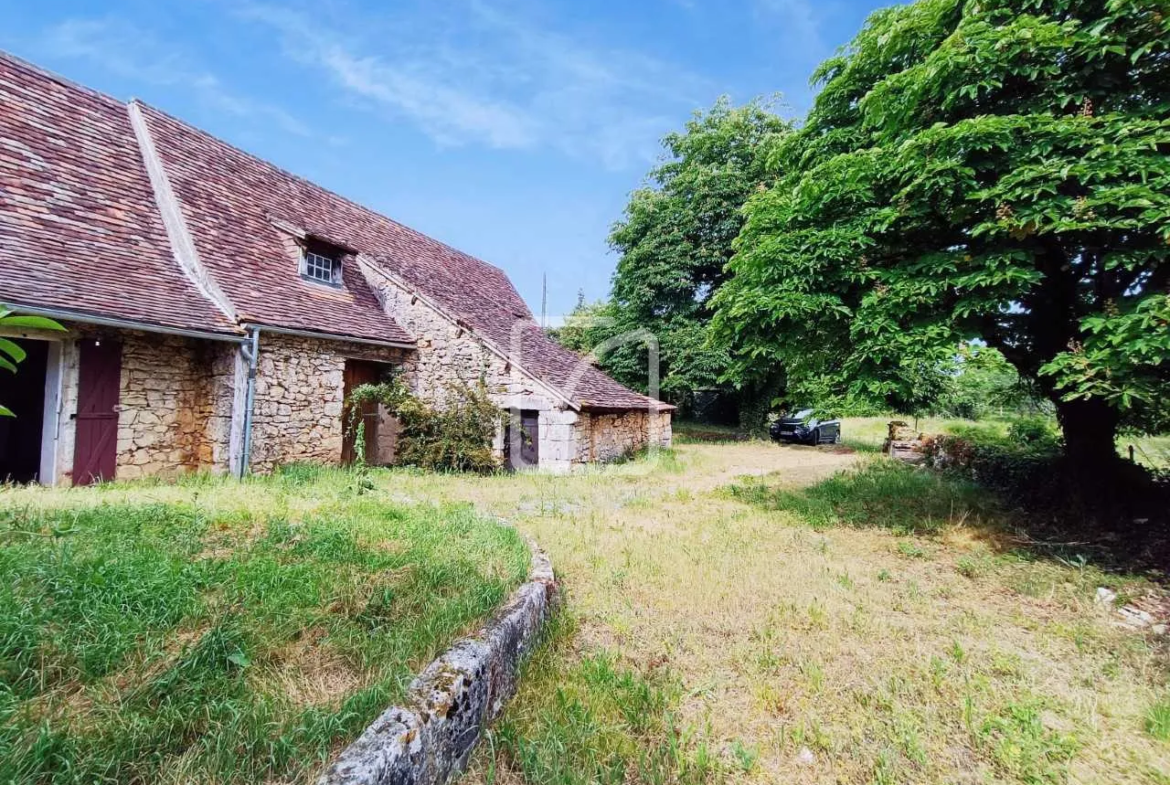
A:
317 542 557 785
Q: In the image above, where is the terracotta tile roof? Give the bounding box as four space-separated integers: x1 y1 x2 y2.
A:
0 49 668 411
138 104 667 410
513 322 674 411
0 53 237 334
136 105 413 346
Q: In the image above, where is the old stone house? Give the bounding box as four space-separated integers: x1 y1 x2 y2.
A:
0 52 672 485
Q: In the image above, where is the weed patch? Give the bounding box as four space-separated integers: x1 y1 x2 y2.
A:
482 612 719 785
1148 696 1170 742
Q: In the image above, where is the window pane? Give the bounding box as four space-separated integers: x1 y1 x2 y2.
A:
304 250 336 283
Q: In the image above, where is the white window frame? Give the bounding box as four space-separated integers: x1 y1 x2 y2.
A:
301 246 342 287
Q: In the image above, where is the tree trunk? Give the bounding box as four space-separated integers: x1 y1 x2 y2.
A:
1054 396 1121 473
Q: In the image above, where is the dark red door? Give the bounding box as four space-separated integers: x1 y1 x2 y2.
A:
72 339 121 486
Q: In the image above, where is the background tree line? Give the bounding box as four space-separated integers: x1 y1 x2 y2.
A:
551 0 1168 478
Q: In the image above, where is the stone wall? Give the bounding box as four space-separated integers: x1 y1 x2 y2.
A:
653 410 673 450
318 540 557 785
361 264 573 468
31 316 670 482
361 263 677 472
574 409 673 464
248 333 410 474
115 332 237 480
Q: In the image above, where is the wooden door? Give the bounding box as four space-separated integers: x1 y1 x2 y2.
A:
72 339 121 485
342 360 383 465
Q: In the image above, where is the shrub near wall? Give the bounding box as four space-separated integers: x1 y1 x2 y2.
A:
922 433 1057 503
348 378 503 473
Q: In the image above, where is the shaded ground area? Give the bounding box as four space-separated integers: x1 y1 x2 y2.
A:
0 469 529 785
373 442 1169 784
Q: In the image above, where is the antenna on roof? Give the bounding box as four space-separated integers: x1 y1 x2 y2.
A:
541 272 547 330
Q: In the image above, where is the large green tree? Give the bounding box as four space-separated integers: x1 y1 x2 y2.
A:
598 98 788 415
714 0 1169 469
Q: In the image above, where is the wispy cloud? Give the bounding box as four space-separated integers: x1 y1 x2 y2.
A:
238 1 709 169
38 18 315 138
752 0 827 61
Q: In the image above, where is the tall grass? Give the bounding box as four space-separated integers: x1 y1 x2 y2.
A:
0 470 529 784
727 460 999 534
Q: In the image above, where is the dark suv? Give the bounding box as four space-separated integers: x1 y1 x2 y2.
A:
770 408 842 445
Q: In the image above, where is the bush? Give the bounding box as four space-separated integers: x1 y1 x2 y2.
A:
923 428 1170 568
922 434 1057 500
348 377 503 473
1007 417 1061 450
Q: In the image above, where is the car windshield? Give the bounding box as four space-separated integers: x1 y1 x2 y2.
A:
792 408 814 420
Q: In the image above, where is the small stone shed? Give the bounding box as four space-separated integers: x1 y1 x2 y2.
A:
0 52 672 485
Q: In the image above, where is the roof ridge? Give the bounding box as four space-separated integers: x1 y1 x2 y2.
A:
127 101 239 325
132 99 520 284
0 48 125 108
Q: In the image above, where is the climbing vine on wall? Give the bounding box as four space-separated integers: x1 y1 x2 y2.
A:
346 376 503 474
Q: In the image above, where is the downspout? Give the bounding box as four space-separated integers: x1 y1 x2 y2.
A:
239 326 260 478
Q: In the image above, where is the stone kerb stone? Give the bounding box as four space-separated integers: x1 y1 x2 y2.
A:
317 540 557 785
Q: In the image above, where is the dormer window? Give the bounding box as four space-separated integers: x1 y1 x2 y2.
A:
300 241 343 287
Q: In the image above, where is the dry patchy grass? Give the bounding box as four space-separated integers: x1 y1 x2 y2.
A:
6 443 1166 784
368 443 1170 785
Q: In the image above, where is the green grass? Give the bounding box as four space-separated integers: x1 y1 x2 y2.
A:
482 611 719 785
0 468 530 785
843 416 1170 470
672 421 750 445
1123 434 1170 470
840 416 1013 451
726 459 999 534
1149 696 1170 742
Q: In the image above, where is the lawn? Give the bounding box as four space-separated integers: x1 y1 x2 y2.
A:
0 467 530 785
3 445 1167 785
350 443 1168 785
840 416 1170 470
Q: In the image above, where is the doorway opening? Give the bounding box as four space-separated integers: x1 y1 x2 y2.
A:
0 339 49 483
504 409 539 470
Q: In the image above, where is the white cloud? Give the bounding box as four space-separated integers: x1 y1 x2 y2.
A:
39 18 314 138
752 0 827 60
239 1 710 169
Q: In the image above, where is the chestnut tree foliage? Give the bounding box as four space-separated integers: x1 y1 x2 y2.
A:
713 0 1170 468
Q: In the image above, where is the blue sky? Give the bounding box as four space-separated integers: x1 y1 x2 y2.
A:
1 0 887 318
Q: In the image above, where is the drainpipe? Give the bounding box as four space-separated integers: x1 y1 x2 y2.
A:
238 326 260 478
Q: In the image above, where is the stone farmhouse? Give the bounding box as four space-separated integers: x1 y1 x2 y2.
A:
0 52 672 485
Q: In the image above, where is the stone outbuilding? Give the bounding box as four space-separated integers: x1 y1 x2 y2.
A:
0 52 672 485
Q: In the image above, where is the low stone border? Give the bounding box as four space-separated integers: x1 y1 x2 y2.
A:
317 538 557 785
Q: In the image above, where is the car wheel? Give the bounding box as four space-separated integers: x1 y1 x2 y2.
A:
811 428 820 445
834 430 842 444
